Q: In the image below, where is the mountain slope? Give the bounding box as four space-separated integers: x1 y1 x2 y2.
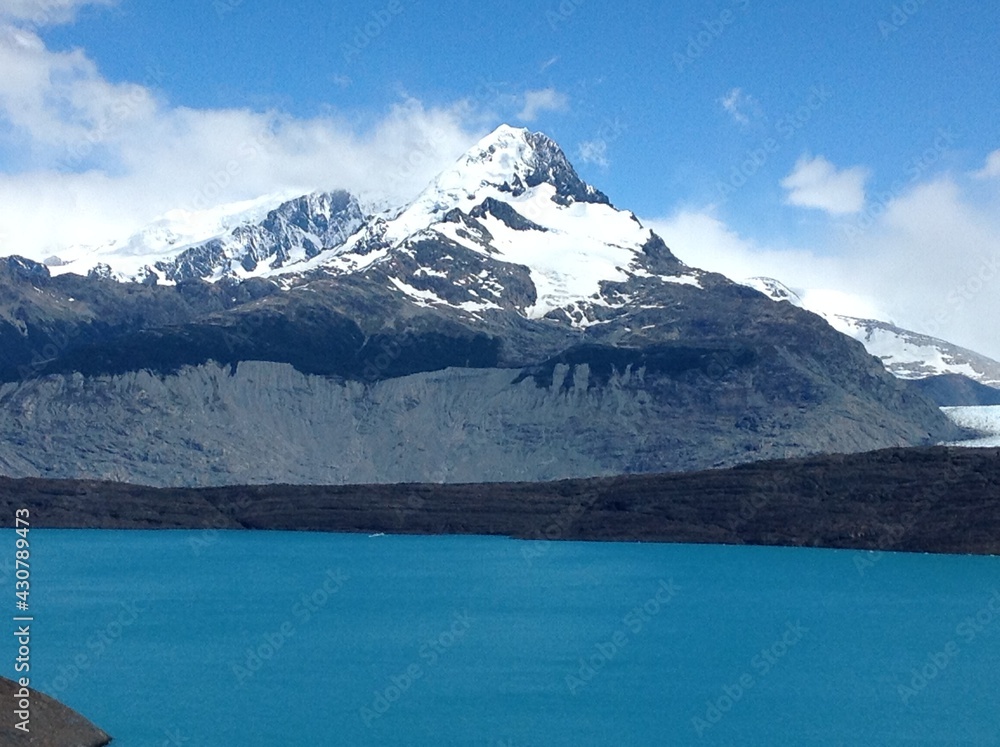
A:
48 191 366 284
910 374 1000 407
742 277 1000 388
0 126 964 487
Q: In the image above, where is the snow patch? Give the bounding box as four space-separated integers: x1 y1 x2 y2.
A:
659 274 702 289
942 405 1000 447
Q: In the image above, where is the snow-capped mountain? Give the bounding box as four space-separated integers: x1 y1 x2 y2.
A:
293 124 704 322
742 276 1000 388
49 190 366 284
41 125 706 327
48 192 295 278
36 126 998 399
152 190 366 283
0 124 962 486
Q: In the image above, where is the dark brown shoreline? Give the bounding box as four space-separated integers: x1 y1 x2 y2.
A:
2 446 999 556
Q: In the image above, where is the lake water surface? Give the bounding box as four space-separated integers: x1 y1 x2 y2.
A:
28 530 1000 745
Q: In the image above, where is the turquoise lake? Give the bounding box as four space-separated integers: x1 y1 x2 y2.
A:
23 530 1000 745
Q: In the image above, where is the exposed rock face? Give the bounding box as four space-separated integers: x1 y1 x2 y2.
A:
829 317 1000 386
744 276 1000 387
908 373 1000 406
0 232 962 488
0 353 958 487
0 676 110 746
0 126 967 487
154 190 365 281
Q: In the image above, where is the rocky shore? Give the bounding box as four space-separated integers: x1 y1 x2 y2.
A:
0 676 110 746
1 446 998 555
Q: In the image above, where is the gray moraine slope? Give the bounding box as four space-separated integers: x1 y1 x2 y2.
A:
0 353 957 487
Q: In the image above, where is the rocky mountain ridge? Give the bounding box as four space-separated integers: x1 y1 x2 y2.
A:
0 125 965 486
742 276 1000 389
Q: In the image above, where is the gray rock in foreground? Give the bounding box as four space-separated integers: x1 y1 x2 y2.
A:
0 676 110 746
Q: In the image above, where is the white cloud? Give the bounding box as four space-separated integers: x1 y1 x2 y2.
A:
645 209 856 306
780 154 870 215
646 209 894 324
972 149 1000 180
0 0 114 25
517 87 569 122
646 173 1000 361
0 25 159 152
577 139 609 168
719 87 760 126
0 24 484 258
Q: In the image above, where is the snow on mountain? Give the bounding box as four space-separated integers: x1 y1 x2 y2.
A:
942 405 1000 447
742 277 803 305
36 125 703 320
21 126 994 379
743 276 1000 387
47 192 301 281
823 317 1000 385
0 125 969 484
154 190 366 283
379 123 609 243
295 124 704 320
44 190 368 285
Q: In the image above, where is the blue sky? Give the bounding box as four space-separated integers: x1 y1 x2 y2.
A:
1 0 999 356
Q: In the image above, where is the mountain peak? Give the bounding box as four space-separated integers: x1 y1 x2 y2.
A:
473 122 530 147
439 124 609 207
